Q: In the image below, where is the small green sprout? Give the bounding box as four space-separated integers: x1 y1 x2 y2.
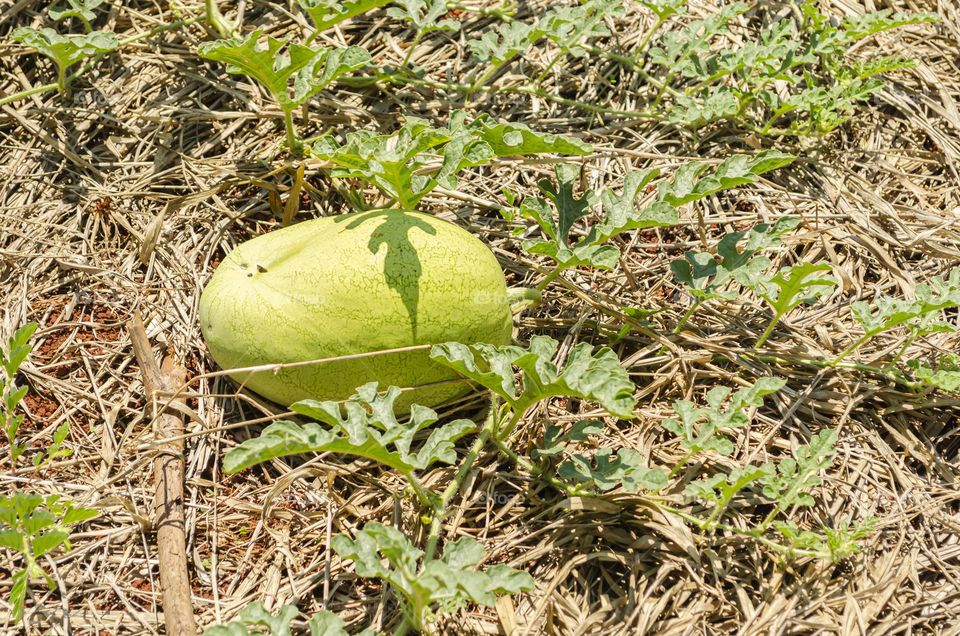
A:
10 28 118 97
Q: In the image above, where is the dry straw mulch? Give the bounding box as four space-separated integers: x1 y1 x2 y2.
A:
2 0 960 634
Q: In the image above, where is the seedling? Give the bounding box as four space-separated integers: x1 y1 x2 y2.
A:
558 448 666 493
684 429 837 533
388 0 460 65
662 377 786 466
907 354 960 394
757 429 838 528
0 494 98 622
2 322 38 468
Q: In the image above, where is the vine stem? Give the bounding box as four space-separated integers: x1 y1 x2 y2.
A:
57 65 68 98
392 616 412 636
468 63 505 96
495 434 827 560
753 314 782 349
535 267 565 292
491 437 582 495
282 109 299 153
635 15 666 56
887 330 918 368
401 31 425 68
403 472 433 509
672 300 702 334
829 334 871 367
421 404 504 563
533 53 563 86
650 500 822 559
204 0 236 38
343 70 660 120
0 81 58 107
666 451 693 479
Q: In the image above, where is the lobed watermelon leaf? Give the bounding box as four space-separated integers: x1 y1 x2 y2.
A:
222 383 474 475
431 335 636 418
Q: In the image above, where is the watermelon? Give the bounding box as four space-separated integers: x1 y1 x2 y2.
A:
199 209 513 411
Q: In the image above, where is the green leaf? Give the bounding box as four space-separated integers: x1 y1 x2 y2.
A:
48 0 105 28
313 116 461 206
441 536 485 569
468 20 542 65
671 217 800 304
669 88 741 128
23 510 58 536
648 3 748 74
10 28 117 91
915 267 960 308
333 523 533 628
684 465 770 518
638 0 686 21
539 164 593 243
313 113 585 207
198 32 369 113
663 377 785 455
298 0 391 33
470 118 592 157
759 429 837 508
519 164 620 269
850 297 922 338
293 45 371 107
772 518 874 562
0 322 37 372
559 448 666 492
222 383 474 475
10 569 27 622
0 529 22 551
538 0 622 57
658 151 795 206
32 529 69 558
908 354 960 394
431 336 636 417
203 602 301 636
387 0 459 33
61 505 97 526
582 170 679 247
748 261 837 317
308 610 359 636
850 269 959 338
198 31 311 104
839 11 939 44
532 420 604 459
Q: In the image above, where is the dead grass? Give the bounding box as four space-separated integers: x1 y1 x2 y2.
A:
1 0 960 634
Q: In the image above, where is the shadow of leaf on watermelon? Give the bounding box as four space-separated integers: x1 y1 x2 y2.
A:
199 209 513 413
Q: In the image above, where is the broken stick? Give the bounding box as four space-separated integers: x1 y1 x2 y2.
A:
128 312 198 636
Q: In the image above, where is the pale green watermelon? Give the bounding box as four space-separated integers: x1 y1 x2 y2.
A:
199 210 513 410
